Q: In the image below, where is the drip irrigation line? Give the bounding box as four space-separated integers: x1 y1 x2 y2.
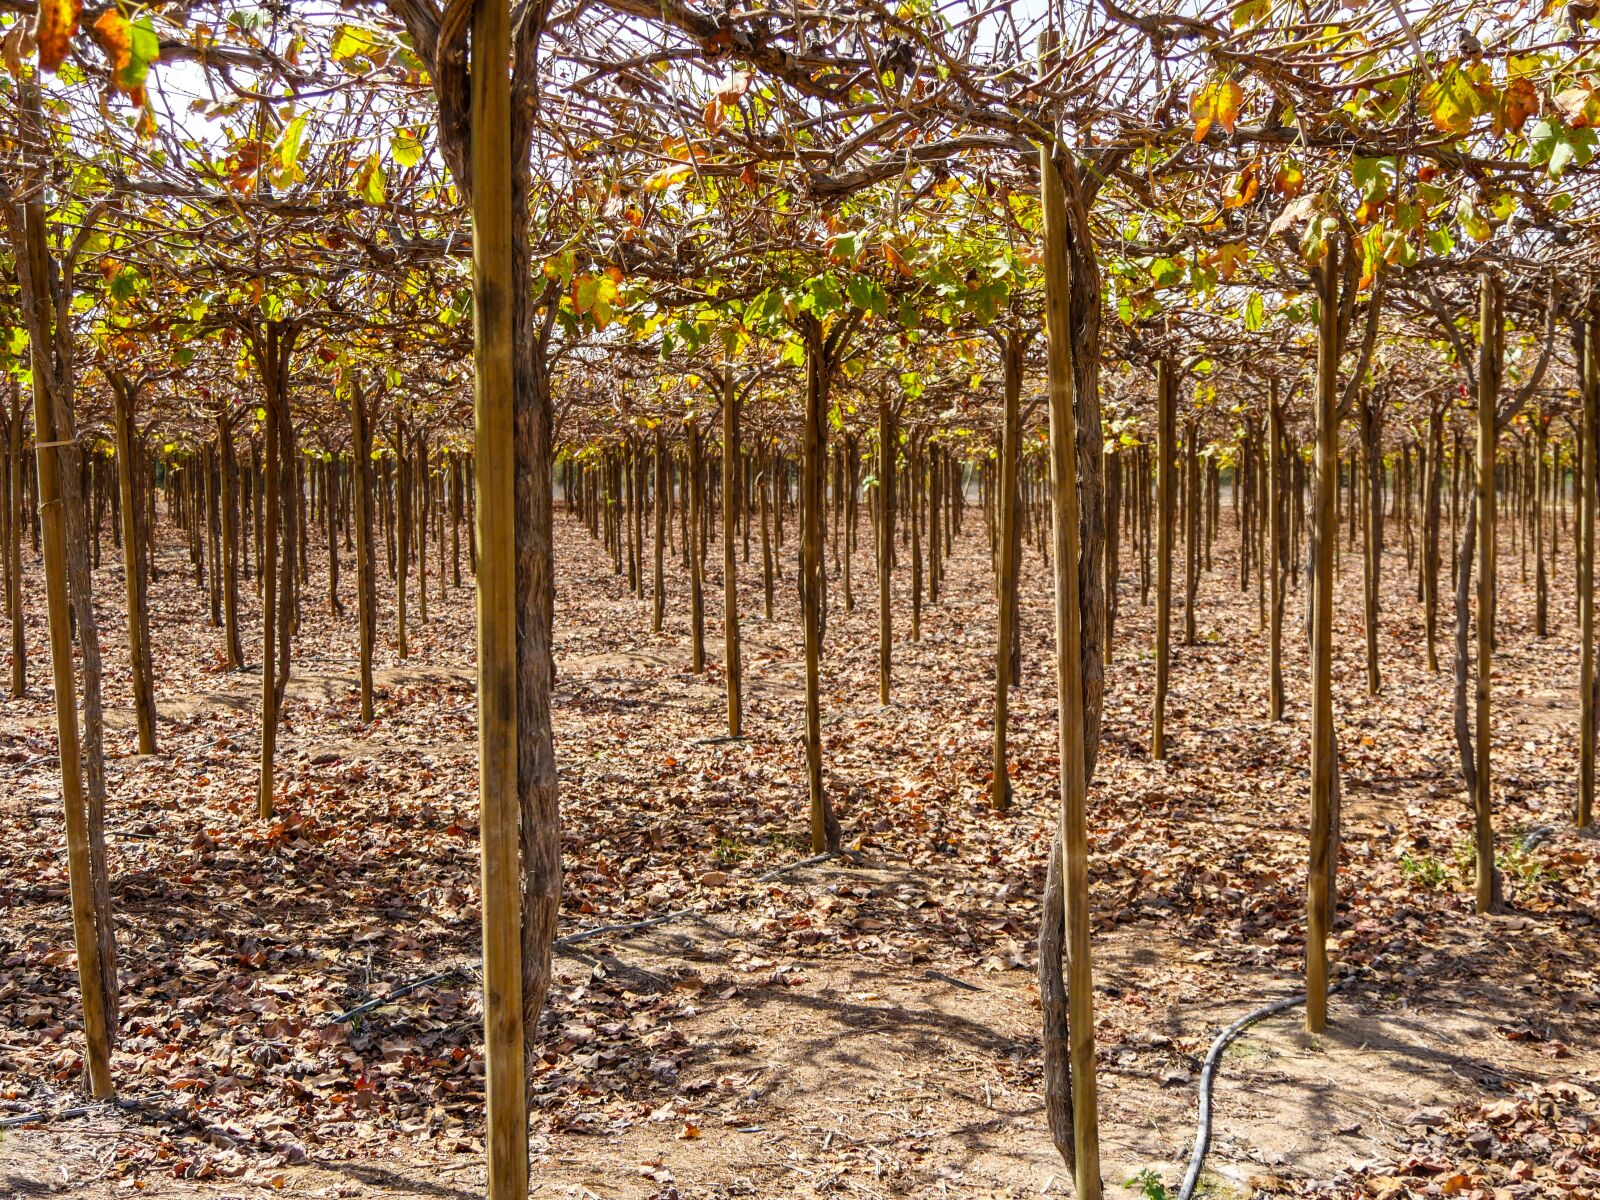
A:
0 1104 94 1129
756 850 840 881
553 909 696 950
332 968 468 1024
1177 972 1360 1200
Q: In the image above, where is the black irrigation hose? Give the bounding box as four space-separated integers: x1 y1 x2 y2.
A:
553 909 696 950
0 1104 95 1129
1177 974 1357 1200
332 969 466 1024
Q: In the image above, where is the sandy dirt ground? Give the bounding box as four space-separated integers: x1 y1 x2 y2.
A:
3 488 1598 1199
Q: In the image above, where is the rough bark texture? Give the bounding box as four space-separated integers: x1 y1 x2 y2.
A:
1036 146 1107 1192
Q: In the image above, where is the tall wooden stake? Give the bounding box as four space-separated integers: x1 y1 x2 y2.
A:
259 347 280 820
1268 378 1285 721
688 421 705 674
218 415 244 668
111 383 156 754
1183 417 1198 646
1307 241 1339 1032
1474 272 1501 913
993 335 1022 809
722 374 742 736
877 391 894 706
1152 358 1174 760
470 0 529 1191
801 331 840 853
22 184 114 1099
1039 95 1101 1198
350 383 377 722
1581 318 1597 830
653 427 667 632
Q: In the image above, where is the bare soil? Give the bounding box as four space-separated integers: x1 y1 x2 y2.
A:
3 497 1598 1199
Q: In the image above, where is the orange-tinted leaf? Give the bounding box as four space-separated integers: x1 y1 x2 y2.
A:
35 0 80 73
91 9 130 70
1273 158 1304 198
1190 86 1215 143
1209 242 1249 281
881 241 912 277
1553 85 1597 127
1222 163 1259 208
1497 77 1538 135
1215 79 1243 134
644 164 692 193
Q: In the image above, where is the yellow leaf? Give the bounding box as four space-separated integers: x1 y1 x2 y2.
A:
1273 159 1304 198
1423 64 1489 136
644 164 693 193
1215 80 1243 134
1191 79 1242 141
1190 86 1215 143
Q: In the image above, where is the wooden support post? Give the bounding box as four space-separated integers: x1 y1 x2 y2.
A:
217 416 244 668
22 184 115 1099
470 0 529 1191
1535 415 1548 638
1360 393 1381 696
1474 272 1501 914
351 384 376 723
1038 95 1101 1198
1153 359 1174 761
688 422 705 673
759 446 774 620
111 382 156 754
1581 318 1597 830
5 384 23 696
259 349 281 820
1183 417 1198 646
1425 405 1443 673
653 428 667 633
993 336 1022 810
877 392 894 706
395 423 411 660
1307 241 1339 1032
722 375 742 736
1268 379 1285 721
801 331 840 853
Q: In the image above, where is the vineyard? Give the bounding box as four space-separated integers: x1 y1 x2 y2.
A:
2 0 1600 1197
